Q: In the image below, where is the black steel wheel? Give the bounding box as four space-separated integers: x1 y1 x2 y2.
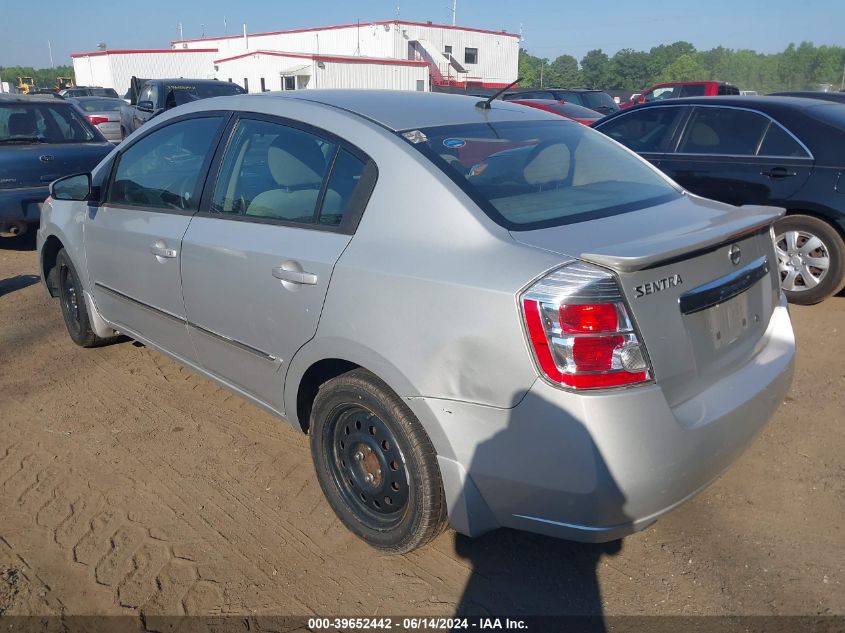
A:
56 248 118 348
328 405 410 527
310 369 447 553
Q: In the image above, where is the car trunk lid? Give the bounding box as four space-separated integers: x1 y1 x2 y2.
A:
511 194 784 406
0 142 111 189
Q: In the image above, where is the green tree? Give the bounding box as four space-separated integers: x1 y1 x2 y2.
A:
545 54 580 87
607 49 652 90
580 49 610 88
656 53 706 82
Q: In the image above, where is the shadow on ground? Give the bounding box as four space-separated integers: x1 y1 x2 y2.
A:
0 275 40 298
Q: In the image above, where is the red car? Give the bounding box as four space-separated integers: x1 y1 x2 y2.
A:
508 99 603 125
620 81 740 109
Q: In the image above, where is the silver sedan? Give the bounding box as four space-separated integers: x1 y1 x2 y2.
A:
37 91 795 552
66 96 124 143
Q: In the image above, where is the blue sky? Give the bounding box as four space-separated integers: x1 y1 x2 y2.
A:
1 0 843 68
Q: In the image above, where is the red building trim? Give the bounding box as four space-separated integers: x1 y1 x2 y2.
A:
71 48 218 58
214 50 429 67
174 19 520 45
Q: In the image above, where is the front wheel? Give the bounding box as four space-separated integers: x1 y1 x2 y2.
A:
310 369 447 553
56 249 118 348
774 215 845 305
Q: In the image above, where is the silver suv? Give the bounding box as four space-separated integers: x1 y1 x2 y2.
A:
38 91 795 553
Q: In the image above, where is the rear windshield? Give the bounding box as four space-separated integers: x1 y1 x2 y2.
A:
163 82 246 106
74 98 123 112
0 103 97 143
545 102 602 119
405 120 679 230
581 92 619 111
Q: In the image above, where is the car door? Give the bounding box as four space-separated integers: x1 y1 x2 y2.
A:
134 83 158 131
594 105 689 169
180 115 377 413
85 113 229 361
660 106 813 206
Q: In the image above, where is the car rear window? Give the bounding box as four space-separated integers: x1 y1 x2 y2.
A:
75 99 123 112
581 92 619 111
0 103 97 143
163 82 246 107
403 120 679 230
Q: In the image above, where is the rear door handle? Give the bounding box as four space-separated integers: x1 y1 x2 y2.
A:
761 167 797 179
149 241 177 259
272 266 318 285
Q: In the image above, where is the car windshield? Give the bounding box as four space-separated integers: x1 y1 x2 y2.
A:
404 120 679 230
581 92 619 111
0 103 97 143
163 82 246 106
75 98 123 112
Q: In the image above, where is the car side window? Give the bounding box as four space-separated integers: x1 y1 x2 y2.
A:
319 149 370 227
107 116 224 211
758 123 809 158
210 119 336 224
597 107 683 153
646 87 677 102
677 108 769 155
679 85 706 97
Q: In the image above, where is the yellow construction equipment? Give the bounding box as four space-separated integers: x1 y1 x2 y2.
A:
16 77 36 94
56 77 75 90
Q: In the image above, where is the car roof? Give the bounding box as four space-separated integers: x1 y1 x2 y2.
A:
0 94 70 104
69 95 123 101
613 95 837 113
236 90 557 131
153 78 233 85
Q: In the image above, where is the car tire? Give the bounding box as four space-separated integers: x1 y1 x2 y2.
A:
56 249 118 348
774 215 845 305
309 368 447 553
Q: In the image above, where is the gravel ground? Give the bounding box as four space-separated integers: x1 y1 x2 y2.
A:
0 233 843 622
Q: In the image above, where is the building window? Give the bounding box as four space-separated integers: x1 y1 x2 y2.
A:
416 80 425 92
243 77 249 92
444 45 452 57
260 77 266 92
284 76 296 91
464 47 478 64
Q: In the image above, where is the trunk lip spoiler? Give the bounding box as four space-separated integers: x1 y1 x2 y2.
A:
580 206 784 273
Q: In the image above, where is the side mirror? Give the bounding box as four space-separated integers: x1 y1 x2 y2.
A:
137 100 154 112
50 173 92 202
638 95 646 103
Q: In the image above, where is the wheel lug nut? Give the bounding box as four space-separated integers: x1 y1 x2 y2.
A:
365 473 374 483
354 451 364 461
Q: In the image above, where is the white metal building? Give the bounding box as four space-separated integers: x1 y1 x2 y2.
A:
214 51 430 93
71 49 219 97
174 20 520 89
70 20 519 94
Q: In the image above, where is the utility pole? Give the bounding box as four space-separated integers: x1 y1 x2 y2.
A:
48 40 54 68
841 59 845 91
540 63 544 88
178 22 183 40
451 0 457 26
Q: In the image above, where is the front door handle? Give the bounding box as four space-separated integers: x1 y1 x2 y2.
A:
272 266 318 285
149 241 177 259
761 167 797 179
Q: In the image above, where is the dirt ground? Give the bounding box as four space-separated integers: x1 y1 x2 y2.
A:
1 233 843 622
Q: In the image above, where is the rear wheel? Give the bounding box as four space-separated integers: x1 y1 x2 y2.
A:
309 369 447 553
56 249 118 348
774 215 845 305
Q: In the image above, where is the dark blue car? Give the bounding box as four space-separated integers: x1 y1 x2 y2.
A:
1 94 113 238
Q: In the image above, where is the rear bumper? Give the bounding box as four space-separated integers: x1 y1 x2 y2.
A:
0 186 48 224
419 301 795 542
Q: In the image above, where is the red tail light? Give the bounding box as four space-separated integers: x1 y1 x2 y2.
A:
86 115 109 126
521 262 651 390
